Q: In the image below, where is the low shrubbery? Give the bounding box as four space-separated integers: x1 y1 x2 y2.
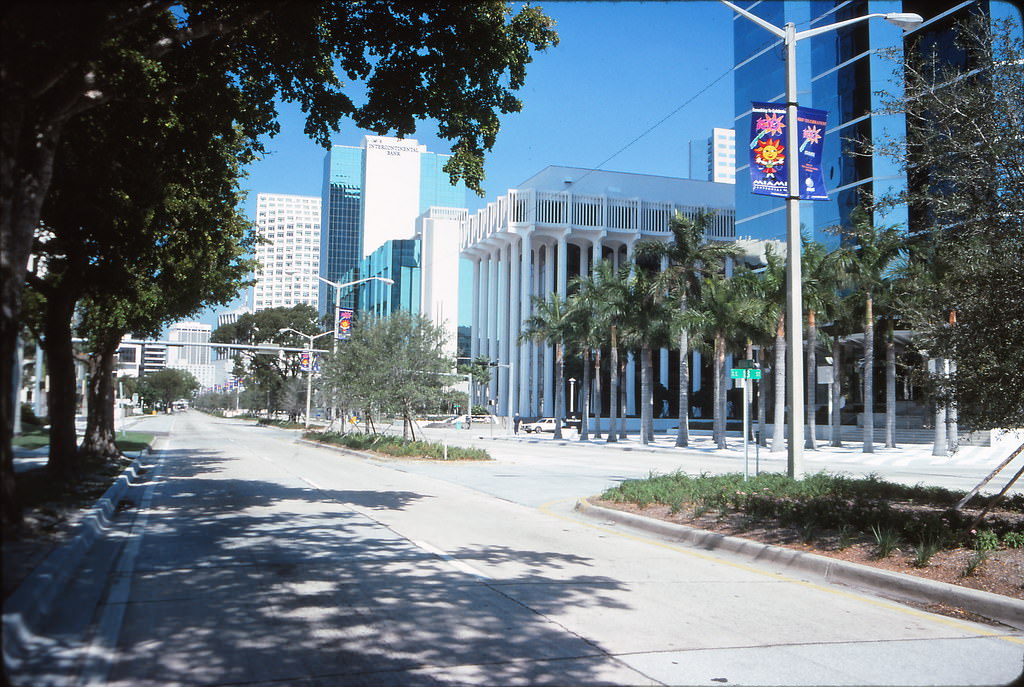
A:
600 470 1024 553
305 431 490 461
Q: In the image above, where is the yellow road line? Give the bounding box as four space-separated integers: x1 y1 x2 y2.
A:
538 497 1024 646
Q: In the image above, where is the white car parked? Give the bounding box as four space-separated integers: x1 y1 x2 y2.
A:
523 417 559 433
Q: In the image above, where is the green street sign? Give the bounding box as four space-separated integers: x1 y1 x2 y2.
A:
748 369 762 380
731 368 762 380
730 369 744 379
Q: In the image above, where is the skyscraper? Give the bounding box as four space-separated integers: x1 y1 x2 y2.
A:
689 128 736 184
731 1 988 244
319 135 466 315
251 193 322 311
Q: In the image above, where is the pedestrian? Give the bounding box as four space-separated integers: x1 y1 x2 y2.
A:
514 412 521 434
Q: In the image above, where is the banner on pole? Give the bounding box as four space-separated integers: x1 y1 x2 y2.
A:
749 101 829 201
299 351 312 372
336 308 354 340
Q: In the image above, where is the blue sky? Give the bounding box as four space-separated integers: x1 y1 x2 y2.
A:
239 1 737 217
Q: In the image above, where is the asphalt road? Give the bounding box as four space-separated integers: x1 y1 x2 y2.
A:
13 411 1024 686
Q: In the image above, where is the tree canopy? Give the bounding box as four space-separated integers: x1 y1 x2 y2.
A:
876 15 1024 429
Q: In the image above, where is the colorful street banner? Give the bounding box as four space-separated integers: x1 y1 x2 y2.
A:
749 101 789 197
336 308 354 340
299 350 312 372
795 105 828 201
749 101 829 201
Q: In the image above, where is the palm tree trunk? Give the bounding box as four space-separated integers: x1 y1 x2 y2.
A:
641 345 652 445
676 328 690 447
863 295 875 453
805 309 817 450
830 341 843 447
593 349 603 438
619 356 628 439
713 332 727 450
757 347 767 446
771 316 786 453
608 328 618 442
932 356 947 457
554 342 564 440
580 348 591 441
885 320 896 449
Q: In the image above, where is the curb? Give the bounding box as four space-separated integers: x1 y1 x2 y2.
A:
3 453 150 672
575 497 1024 631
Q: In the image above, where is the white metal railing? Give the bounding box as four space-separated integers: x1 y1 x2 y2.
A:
461 190 736 251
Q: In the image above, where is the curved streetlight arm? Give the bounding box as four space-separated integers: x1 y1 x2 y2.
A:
316 275 395 290
722 2 922 42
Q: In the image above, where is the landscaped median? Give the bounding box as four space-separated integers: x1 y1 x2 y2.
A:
583 470 1024 625
303 431 491 461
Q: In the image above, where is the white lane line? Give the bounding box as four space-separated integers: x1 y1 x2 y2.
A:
411 539 492 581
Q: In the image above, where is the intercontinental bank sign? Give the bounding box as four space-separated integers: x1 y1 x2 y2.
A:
367 139 420 156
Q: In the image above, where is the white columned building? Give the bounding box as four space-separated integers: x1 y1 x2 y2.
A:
460 166 735 420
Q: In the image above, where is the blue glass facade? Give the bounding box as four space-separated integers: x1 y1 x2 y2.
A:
320 146 364 310
338 239 422 318
732 1 985 246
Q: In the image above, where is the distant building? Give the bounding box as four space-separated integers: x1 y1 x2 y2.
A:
167 322 215 389
251 193 321 312
319 135 466 317
689 127 736 184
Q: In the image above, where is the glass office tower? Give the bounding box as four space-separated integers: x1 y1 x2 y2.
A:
732 1 989 245
319 136 466 315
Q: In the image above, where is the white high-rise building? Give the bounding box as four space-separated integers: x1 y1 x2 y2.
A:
167 322 215 389
252 193 322 312
689 128 736 184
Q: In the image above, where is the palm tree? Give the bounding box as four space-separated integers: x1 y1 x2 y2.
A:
687 272 762 449
521 294 574 440
800 236 845 450
589 260 632 443
829 205 906 454
567 276 610 441
620 263 672 445
634 210 738 447
750 245 788 453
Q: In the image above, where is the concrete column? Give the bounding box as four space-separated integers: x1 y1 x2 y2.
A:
510 238 521 415
488 247 500 403
498 243 510 415
543 244 554 416
518 231 532 415
557 234 568 298
470 255 481 361
592 237 602 272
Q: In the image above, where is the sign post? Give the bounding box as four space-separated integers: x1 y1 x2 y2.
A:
731 367 762 480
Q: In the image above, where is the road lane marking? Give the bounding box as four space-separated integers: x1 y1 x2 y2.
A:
411 539 493 581
537 498 1024 647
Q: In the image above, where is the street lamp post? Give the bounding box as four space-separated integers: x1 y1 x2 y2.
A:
721 2 922 478
568 377 576 415
279 327 332 429
314 275 395 351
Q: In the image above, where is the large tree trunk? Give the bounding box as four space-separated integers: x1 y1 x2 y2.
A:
805 309 817 450
885 320 896 449
676 327 690 447
640 345 652 445
863 295 875 453
2 113 64 527
830 341 843 447
607 329 618 442
44 287 81 480
932 356 948 457
593 349 602 438
80 334 122 462
771 316 786 453
713 332 727 450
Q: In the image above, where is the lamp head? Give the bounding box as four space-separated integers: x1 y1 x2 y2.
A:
884 12 924 30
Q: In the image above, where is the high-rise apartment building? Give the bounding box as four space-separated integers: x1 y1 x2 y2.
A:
731 1 988 244
319 135 466 315
167 322 215 389
689 128 736 184
252 193 322 311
